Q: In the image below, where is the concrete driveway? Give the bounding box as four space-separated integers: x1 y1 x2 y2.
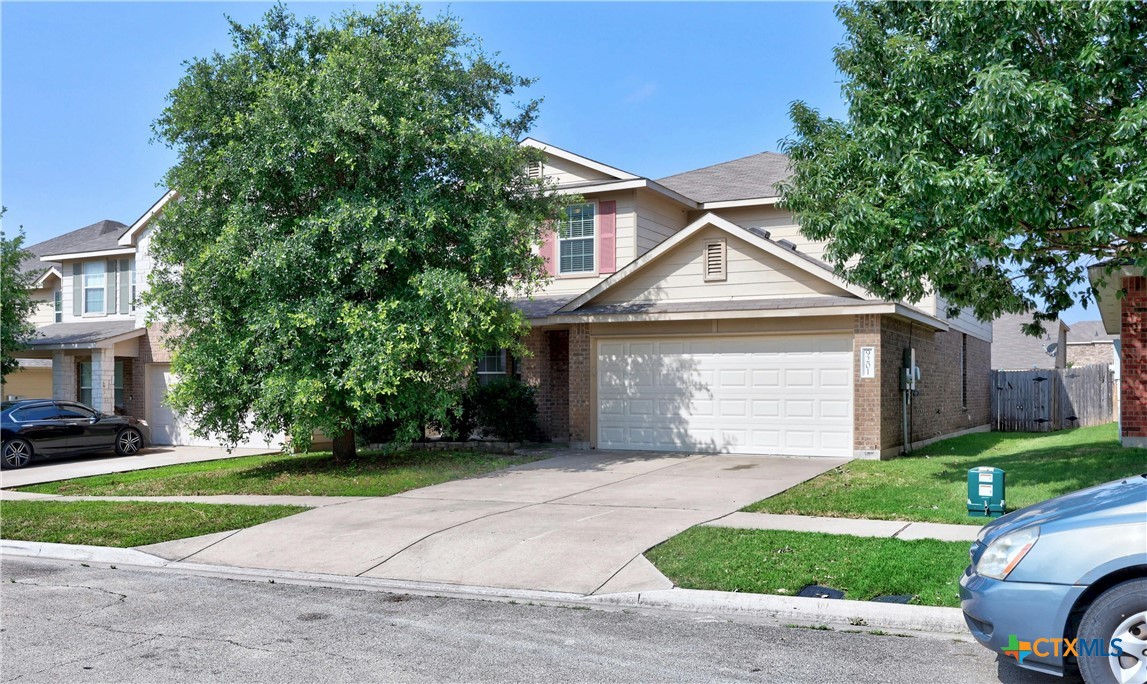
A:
0 446 273 489
178 450 847 595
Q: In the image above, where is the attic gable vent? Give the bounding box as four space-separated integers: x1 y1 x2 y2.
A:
526 160 544 180
703 238 727 282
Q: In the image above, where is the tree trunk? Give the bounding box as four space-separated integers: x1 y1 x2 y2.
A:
332 428 357 462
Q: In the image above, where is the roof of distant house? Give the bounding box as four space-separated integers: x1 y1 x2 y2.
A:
658 151 791 203
1065 319 1118 344
991 312 1069 370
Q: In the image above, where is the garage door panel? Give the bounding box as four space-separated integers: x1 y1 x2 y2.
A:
597 335 852 457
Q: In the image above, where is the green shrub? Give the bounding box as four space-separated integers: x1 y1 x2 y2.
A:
472 377 540 442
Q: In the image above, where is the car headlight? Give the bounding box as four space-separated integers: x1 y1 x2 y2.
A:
976 526 1039 580
976 525 990 543
137 420 148 427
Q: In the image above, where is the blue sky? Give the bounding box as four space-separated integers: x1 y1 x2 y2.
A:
0 2 1096 322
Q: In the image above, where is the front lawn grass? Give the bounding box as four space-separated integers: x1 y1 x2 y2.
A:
747 423 1142 525
16 450 543 498
0 500 305 547
646 527 969 608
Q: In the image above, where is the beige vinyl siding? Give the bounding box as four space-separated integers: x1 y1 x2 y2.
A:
534 191 637 298
58 258 137 323
706 206 829 261
594 226 854 305
542 154 615 186
28 285 58 327
932 293 993 342
588 315 854 338
635 191 689 257
1 366 52 400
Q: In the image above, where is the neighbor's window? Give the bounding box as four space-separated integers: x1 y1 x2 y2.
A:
114 360 125 411
77 360 125 409
476 349 507 385
54 290 62 323
83 261 106 314
559 203 595 274
79 362 93 406
129 260 137 312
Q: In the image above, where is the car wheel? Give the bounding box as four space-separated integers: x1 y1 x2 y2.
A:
1 439 34 469
1078 578 1147 684
115 428 143 456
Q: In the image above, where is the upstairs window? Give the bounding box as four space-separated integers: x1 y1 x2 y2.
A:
83 261 105 314
559 203 595 274
54 290 62 323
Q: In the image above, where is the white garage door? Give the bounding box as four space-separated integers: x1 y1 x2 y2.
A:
148 364 284 449
597 335 853 457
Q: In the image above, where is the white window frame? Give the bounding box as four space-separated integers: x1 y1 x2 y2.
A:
54 290 62 323
476 349 507 378
82 261 106 315
558 202 597 275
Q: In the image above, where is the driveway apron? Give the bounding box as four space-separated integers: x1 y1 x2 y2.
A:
180 451 846 595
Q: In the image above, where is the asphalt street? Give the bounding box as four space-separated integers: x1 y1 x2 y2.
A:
1 556 1063 684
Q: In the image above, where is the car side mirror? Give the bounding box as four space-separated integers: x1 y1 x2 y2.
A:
89 414 100 424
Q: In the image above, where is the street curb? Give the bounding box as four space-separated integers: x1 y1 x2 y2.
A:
1 539 968 638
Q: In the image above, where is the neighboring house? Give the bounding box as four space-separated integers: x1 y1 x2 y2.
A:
990 312 1069 370
9 139 994 458
6 192 283 449
1065 320 1117 367
1088 264 1143 447
512 139 992 459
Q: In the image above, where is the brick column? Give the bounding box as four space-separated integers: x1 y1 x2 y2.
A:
90 347 116 414
520 328 553 438
852 315 882 458
51 351 78 401
567 324 591 449
1120 276 1147 447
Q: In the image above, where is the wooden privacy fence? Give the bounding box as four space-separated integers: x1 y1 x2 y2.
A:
992 364 1114 432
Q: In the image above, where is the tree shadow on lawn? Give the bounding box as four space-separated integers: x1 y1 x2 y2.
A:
920 428 1142 504
223 449 529 483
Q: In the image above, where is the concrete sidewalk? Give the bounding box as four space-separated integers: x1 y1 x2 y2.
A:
705 512 981 542
0 446 272 489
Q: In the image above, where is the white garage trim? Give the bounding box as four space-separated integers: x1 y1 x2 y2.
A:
594 334 853 457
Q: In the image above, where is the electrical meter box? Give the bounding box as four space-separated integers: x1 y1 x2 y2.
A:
968 467 1006 518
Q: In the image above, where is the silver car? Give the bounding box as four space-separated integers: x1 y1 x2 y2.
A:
961 474 1147 683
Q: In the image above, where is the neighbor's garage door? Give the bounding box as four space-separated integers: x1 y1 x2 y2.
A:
148 363 283 449
596 335 853 457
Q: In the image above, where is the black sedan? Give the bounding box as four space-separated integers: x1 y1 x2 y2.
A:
1 399 151 469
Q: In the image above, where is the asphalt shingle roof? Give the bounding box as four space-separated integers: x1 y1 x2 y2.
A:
657 151 792 203
26 321 142 347
1065 320 1117 344
21 220 128 277
991 312 1065 370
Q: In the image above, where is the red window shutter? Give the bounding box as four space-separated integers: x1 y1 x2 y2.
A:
540 222 557 275
598 200 617 274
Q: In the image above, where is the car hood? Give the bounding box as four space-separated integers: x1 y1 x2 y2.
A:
980 474 1147 545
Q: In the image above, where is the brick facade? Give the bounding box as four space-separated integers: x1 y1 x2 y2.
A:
520 328 569 441
1120 276 1147 441
567 324 591 448
1066 342 1115 368
524 314 991 457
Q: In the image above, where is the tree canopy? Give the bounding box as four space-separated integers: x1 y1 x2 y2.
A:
148 5 562 457
1 214 38 380
781 1 1147 328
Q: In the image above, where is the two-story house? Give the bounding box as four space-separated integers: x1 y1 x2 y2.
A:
6 139 992 457
510 139 992 459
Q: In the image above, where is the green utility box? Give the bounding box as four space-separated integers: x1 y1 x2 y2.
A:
968 467 1006 518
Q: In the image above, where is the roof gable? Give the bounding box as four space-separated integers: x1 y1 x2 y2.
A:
520 138 639 183
559 213 870 313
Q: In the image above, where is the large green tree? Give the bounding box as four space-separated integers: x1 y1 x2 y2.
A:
149 5 562 458
781 1 1147 328
1 212 38 380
